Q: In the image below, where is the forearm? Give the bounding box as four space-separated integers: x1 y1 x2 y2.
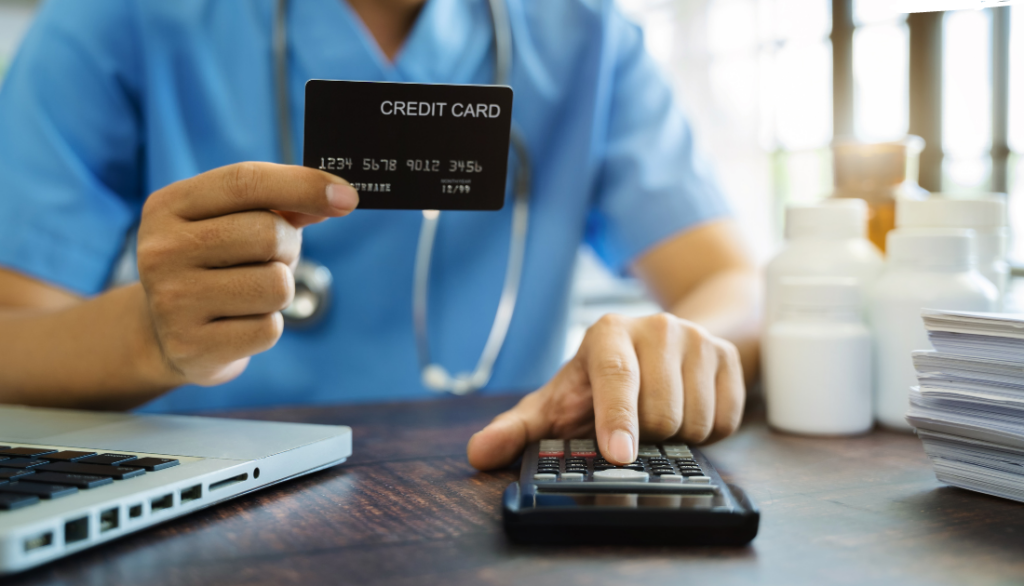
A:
667 268 762 386
0 283 176 410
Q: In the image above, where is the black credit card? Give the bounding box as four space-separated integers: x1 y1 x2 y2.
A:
303 80 514 210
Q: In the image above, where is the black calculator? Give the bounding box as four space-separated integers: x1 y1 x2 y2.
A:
502 439 759 545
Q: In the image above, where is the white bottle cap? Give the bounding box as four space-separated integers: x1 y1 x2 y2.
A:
785 199 868 240
896 195 1007 229
886 229 975 269
778 276 861 309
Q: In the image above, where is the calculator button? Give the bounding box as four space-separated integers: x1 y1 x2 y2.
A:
659 474 684 483
569 439 597 457
560 473 584 481
688 476 712 484
593 469 649 482
539 439 565 457
533 473 558 481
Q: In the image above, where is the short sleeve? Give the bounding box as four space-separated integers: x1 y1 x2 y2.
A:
585 6 730 272
0 0 143 295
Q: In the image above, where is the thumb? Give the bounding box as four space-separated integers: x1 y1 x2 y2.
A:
467 391 551 471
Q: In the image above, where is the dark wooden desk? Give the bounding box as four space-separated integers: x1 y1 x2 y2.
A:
8 394 1024 586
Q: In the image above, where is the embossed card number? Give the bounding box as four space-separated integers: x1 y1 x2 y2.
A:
303 80 513 211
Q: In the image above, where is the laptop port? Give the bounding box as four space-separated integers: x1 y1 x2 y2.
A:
210 473 248 492
100 508 120 532
65 517 88 544
129 504 143 519
151 494 173 513
23 531 53 552
180 484 202 503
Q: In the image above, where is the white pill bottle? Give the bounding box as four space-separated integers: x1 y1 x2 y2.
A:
869 230 997 430
895 196 1009 308
764 277 873 436
765 200 883 326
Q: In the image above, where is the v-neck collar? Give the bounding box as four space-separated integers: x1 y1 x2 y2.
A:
292 0 493 84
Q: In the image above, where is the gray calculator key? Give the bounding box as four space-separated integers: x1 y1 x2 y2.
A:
533 473 557 481
659 474 684 483
560 472 584 481
689 476 712 484
593 469 649 483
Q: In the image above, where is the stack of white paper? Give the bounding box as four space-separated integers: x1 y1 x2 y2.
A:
907 309 1024 502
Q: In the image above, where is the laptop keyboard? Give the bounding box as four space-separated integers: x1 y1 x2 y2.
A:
0 446 179 512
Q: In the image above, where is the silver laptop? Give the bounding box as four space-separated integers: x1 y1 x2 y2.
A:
0 404 352 575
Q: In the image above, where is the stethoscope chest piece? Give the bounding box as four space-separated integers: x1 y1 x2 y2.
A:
281 258 333 328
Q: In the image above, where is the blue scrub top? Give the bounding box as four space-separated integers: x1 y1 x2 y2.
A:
0 0 729 412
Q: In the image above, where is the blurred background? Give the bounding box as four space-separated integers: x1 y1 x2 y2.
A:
1 0 1021 355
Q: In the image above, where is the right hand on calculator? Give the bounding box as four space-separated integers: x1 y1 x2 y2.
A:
136 162 358 387
467 313 745 470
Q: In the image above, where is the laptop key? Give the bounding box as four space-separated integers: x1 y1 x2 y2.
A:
44 450 98 462
0 492 39 510
0 467 35 480
0 482 77 499
130 458 179 471
1 458 50 469
38 462 145 480
78 454 138 466
0 447 57 458
21 472 113 489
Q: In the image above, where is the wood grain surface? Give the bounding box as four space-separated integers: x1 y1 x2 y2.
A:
8 393 1024 586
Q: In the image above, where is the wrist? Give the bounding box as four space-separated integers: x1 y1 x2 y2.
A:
123 283 185 391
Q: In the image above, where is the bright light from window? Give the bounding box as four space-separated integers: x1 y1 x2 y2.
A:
854 22 909 141
943 9 992 190
856 0 907 24
775 41 833 150
708 0 759 55
1009 6 1023 153
770 0 832 42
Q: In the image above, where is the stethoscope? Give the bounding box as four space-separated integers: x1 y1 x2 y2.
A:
273 0 532 395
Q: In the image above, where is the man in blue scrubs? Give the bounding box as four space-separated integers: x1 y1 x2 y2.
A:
0 0 760 469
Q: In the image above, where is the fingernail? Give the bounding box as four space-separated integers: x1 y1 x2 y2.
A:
608 430 634 463
326 182 359 211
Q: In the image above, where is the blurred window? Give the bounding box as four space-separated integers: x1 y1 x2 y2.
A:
942 9 992 192
853 0 910 142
